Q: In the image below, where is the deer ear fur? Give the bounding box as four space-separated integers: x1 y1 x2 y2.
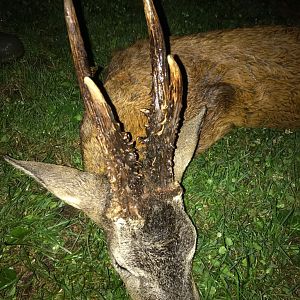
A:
4 156 110 224
174 107 206 182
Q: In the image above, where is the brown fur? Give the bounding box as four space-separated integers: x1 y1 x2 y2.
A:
82 26 300 174
107 27 300 141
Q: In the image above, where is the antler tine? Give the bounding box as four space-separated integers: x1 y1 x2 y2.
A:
64 0 92 110
143 0 183 187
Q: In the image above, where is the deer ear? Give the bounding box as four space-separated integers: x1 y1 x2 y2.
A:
174 107 206 182
4 156 110 224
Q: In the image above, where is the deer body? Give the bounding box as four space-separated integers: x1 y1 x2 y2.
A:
4 0 300 299
107 27 300 147
82 26 300 174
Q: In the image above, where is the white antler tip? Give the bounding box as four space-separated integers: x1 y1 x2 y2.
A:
84 76 106 104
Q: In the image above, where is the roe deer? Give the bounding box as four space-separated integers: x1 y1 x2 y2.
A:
4 0 300 299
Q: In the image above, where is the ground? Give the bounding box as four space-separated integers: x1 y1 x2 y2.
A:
0 0 299 299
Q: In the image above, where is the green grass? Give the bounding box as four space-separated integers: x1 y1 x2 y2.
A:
0 0 299 299
186 129 299 299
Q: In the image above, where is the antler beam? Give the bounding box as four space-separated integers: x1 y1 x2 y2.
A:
64 0 91 110
65 0 142 219
142 0 183 188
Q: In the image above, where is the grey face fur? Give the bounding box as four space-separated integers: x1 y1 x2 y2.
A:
108 194 198 300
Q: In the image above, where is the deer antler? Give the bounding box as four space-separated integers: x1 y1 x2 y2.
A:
142 0 183 188
64 0 183 219
64 0 142 219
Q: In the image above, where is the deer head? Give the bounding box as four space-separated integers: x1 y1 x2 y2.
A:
4 0 206 299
